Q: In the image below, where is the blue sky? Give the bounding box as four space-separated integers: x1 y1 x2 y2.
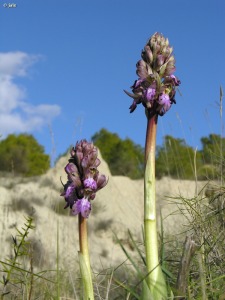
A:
0 0 225 164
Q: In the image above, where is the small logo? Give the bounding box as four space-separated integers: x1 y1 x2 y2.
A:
3 3 17 8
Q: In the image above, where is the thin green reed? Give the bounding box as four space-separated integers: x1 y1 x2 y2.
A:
125 32 181 299
219 86 223 186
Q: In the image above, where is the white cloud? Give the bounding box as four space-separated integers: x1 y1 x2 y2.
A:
0 51 61 136
0 51 39 78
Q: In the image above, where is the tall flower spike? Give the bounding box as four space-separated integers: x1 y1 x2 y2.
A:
61 140 108 218
124 33 181 298
124 32 181 116
61 140 107 300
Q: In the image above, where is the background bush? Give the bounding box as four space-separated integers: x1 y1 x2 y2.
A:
0 134 50 176
91 129 225 180
92 128 145 179
156 134 225 180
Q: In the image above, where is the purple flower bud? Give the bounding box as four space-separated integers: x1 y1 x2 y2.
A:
89 193 96 200
132 78 144 89
96 174 108 190
65 183 76 198
136 60 150 79
129 100 138 113
72 145 83 164
88 150 99 167
156 54 165 70
169 74 181 86
84 178 97 191
142 45 153 64
164 57 176 76
65 163 79 178
65 162 82 187
61 182 77 208
94 158 101 168
72 198 91 218
82 141 95 157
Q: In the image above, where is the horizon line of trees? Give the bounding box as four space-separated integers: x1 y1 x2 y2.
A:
0 130 224 180
92 128 225 180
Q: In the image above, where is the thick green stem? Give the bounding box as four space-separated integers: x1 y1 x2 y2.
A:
79 214 94 300
144 113 157 221
144 111 167 299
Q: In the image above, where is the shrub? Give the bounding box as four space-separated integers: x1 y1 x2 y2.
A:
0 134 50 176
92 128 144 179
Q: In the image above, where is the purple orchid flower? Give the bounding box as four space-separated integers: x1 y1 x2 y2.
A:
84 178 97 191
144 87 156 102
158 93 171 115
72 198 91 218
61 140 108 218
124 32 180 116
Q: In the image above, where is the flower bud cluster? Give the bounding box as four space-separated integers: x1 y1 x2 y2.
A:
125 32 181 116
61 140 107 218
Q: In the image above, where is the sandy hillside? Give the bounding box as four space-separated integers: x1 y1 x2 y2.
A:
0 152 209 272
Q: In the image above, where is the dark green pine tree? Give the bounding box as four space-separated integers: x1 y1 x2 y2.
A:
156 135 203 180
0 134 50 176
92 128 144 179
